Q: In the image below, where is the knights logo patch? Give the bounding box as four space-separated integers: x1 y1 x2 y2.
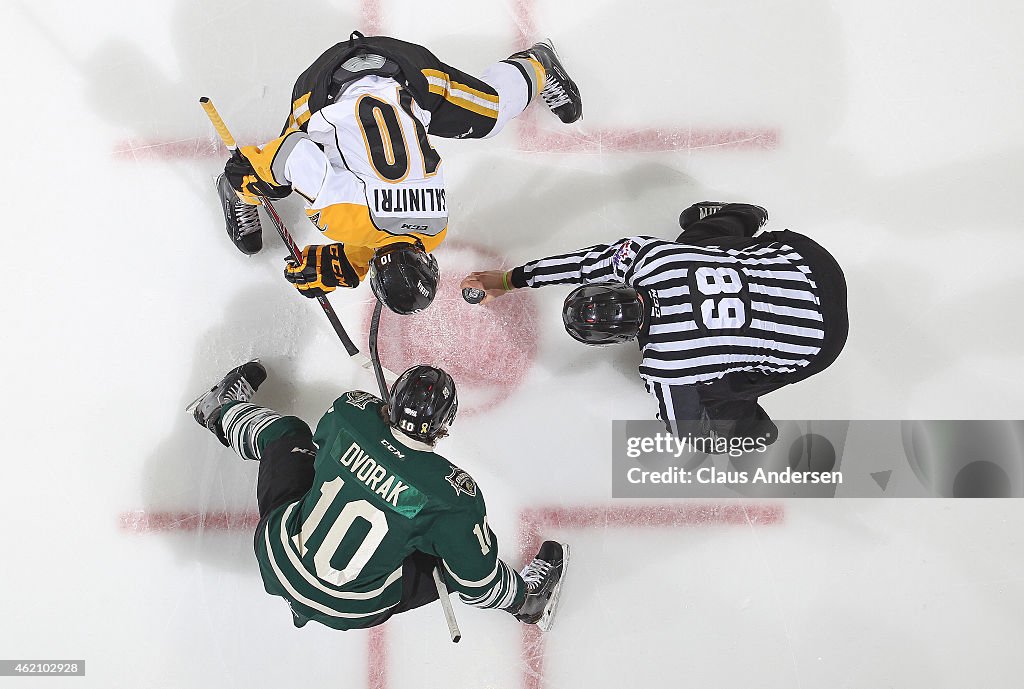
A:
344 391 379 410
446 468 477 497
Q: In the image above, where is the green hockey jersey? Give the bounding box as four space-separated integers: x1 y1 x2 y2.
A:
254 391 525 630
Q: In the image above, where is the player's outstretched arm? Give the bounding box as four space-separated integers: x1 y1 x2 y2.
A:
430 507 570 630
223 129 315 203
460 237 661 304
431 509 526 611
225 129 343 210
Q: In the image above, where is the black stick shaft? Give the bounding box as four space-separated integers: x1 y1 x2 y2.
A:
259 196 360 356
369 295 457 642
367 300 389 400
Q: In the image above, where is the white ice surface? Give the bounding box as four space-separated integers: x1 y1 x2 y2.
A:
1 0 1023 687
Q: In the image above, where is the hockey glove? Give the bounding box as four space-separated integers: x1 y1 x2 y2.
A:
224 149 292 202
284 244 360 298
223 130 309 202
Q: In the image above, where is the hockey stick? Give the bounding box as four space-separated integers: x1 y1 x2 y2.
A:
367 300 390 401
200 98 400 382
432 568 462 643
367 299 461 643
198 97 360 355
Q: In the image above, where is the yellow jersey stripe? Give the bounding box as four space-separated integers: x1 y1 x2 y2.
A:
291 92 313 128
421 69 499 105
422 68 448 83
445 94 499 119
449 80 498 104
449 83 499 108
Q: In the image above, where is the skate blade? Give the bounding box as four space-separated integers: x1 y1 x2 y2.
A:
184 391 206 415
184 358 263 415
537 542 569 633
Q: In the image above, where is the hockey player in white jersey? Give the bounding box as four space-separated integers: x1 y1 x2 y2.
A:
216 32 582 314
461 203 849 445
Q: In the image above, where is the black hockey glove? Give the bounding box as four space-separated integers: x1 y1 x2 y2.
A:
284 244 360 298
224 149 292 201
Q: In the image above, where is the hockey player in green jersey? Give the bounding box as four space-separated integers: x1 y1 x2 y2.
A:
189 361 568 631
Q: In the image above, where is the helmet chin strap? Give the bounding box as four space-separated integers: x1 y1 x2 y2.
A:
636 290 647 331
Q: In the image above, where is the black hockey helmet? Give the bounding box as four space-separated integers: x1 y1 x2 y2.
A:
368 241 440 315
562 283 644 345
388 365 458 443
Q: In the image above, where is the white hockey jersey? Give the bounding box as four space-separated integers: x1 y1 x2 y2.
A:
278 76 449 277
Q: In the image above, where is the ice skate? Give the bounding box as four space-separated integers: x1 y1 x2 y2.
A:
679 201 768 231
514 540 569 631
186 360 268 445
511 41 583 124
217 173 264 255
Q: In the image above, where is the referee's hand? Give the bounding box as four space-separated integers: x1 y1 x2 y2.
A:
460 271 514 305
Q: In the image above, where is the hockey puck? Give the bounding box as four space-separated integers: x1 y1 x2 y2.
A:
462 287 486 304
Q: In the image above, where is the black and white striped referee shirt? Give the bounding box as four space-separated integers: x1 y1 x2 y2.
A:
510 236 825 386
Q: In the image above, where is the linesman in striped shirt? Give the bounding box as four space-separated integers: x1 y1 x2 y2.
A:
216 32 581 314
461 203 848 444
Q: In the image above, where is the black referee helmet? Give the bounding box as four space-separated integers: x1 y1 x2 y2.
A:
562 283 644 345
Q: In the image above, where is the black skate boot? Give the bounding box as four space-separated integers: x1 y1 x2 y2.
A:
511 540 569 631
217 173 264 255
679 202 768 233
186 360 267 446
511 40 582 124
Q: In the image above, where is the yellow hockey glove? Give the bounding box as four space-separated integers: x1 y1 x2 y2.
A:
284 244 360 298
224 130 308 201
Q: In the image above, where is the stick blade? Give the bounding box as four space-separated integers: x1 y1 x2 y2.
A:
356 354 399 384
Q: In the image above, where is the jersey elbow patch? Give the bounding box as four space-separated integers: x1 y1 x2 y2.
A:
270 130 312 186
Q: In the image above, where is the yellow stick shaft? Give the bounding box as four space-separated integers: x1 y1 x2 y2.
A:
198 97 237 151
